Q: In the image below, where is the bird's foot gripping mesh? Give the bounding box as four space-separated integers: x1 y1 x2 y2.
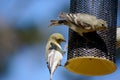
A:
65 0 118 76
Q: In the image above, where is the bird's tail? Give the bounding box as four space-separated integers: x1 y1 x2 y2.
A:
50 73 53 80
49 20 67 27
49 20 59 27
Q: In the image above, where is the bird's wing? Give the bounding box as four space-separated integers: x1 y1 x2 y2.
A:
75 13 96 29
49 42 65 54
59 12 93 29
59 12 75 22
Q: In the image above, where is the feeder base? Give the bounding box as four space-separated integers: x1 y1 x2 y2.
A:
65 57 116 76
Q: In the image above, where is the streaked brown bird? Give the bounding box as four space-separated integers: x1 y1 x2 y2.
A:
49 12 108 37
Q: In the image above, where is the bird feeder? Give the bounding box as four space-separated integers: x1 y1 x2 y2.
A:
65 0 118 76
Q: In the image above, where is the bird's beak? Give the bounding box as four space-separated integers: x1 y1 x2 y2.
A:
62 39 66 42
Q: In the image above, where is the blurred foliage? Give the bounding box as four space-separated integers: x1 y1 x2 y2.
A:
15 23 42 45
0 19 43 74
0 19 43 56
0 19 19 59
0 27 19 74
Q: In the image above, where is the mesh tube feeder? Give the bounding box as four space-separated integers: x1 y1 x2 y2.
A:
65 0 118 76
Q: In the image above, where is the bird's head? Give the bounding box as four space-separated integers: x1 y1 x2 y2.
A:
98 19 108 30
49 33 66 44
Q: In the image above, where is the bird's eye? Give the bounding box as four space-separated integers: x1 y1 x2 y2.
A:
102 24 104 26
56 39 62 43
58 39 62 42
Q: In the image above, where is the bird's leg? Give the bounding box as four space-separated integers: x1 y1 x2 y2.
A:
58 61 64 67
63 44 68 52
59 64 64 67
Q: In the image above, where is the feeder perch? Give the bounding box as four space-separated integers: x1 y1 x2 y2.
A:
65 0 118 76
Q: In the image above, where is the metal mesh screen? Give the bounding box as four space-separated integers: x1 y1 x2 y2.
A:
68 0 118 62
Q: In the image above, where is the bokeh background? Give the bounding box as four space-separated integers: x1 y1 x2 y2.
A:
0 0 120 80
